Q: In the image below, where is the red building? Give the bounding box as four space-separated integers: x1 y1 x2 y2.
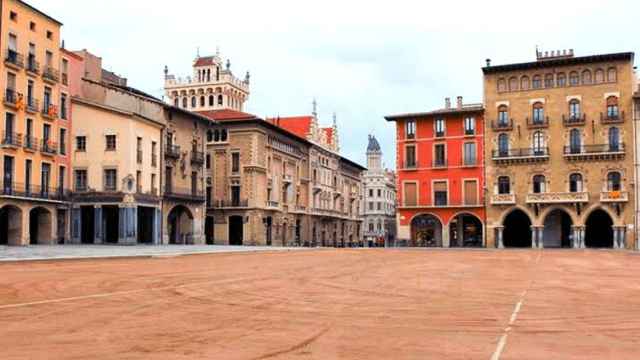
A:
385 97 485 247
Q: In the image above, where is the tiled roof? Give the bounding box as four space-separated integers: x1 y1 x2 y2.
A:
266 116 313 139
385 104 484 121
194 56 217 67
196 109 256 122
482 52 634 74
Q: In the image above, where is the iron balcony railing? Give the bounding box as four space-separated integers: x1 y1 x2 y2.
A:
26 97 39 113
563 143 625 155
432 159 447 168
40 139 58 155
4 88 19 106
491 118 513 131
493 147 549 158
526 116 549 128
190 150 205 165
4 49 24 68
601 111 625 124
165 144 181 158
42 102 58 118
42 66 60 82
26 56 39 74
562 113 586 126
213 199 248 208
1 132 22 147
1 182 71 201
61 73 69 86
23 136 38 151
163 187 205 201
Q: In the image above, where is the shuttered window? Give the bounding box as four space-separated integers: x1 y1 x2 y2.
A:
404 183 417 206
464 180 478 205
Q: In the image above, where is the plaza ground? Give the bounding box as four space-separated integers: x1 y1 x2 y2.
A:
1 249 640 359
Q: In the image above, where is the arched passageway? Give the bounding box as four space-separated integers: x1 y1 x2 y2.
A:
29 207 52 245
585 209 614 248
543 209 572 248
168 205 194 244
449 213 483 247
411 214 443 247
228 215 243 246
503 210 532 248
0 205 22 245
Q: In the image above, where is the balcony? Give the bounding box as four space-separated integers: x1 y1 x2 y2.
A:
490 193 516 205
4 49 24 70
432 159 447 169
26 56 39 76
42 103 58 120
137 150 143 164
26 97 39 114
213 199 249 208
23 136 38 152
492 147 549 163
62 73 69 86
283 174 293 184
165 144 181 159
1 182 70 202
526 192 589 204
403 161 417 170
3 89 20 109
40 140 58 155
1 132 22 149
526 116 549 129
600 191 628 203
190 150 205 165
562 114 586 126
163 187 205 202
151 154 158 167
601 111 625 124
491 119 513 131
267 200 279 208
563 144 625 161
42 66 60 84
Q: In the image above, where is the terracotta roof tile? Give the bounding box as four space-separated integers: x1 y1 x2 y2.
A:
266 116 313 139
194 56 217 67
196 109 256 122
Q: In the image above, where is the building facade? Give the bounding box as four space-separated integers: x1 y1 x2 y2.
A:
387 97 485 247
634 84 640 249
484 50 636 249
361 135 396 247
0 0 67 245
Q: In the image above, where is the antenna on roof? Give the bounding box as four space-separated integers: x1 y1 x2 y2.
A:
196 46 200 58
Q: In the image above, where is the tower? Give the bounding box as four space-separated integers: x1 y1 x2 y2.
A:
366 134 382 170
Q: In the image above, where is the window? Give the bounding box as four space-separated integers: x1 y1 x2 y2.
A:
151 141 157 167
403 182 417 206
40 163 51 195
74 169 87 191
532 102 544 123
608 127 620 151
607 67 617 82
136 171 142 193
434 118 445 137
182 97 187 108
377 202 381 210
61 59 68 85
60 94 67 119
533 131 545 154
191 97 196 108
595 69 605 83
377 189 381 197
532 175 546 193
218 95 223 105
104 169 117 191
557 73 566 87
76 136 86 151
464 117 475 135
46 30 53 40
607 172 621 191
59 129 66 155
532 75 542 89
569 71 579 86
105 135 116 151
369 189 374 197
569 99 581 120
368 202 374 210
498 176 510 194
434 144 445 167
200 96 205 107
231 152 240 173
25 159 31 193
136 137 142 163
9 11 17 21
544 74 554 88
569 129 581 154
433 181 447 206
405 145 416 168
463 180 478 205
498 133 509 156
205 154 211 169
209 95 214 106
606 96 619 119
508 77 518 91
497 78 506 92
151 174 157 194
463 142 476 166
520 76 530 90
569 173 583 192
582 70 592 84
498 105 509 126
405 120 416 139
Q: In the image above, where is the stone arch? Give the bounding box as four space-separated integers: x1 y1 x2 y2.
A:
538 205 580 226
497 205 534 226
410 213 444 247
584 208 614 248
167 205 194 244
447 211 484 247
29 206 52 245
0 204 23 245
502 207 533 248
541 207 574 248
580 204 620 226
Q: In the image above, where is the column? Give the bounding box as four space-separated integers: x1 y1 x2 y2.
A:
71 208 81 244
442 225 450 248
571 226 580 249
621 227 627 249
496 226 504 249
119 207 137 245
94 205 103 244
531 226 538 249
535 226 544 249
153 208 161 245
579 227 586 249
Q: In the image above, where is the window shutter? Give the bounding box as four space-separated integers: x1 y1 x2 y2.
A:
464 180 478 205
404 183 417 206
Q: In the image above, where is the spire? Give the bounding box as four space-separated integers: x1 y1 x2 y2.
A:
196 46 200 58
226 59 231 70
332 112 339 152
312 98 318 119
164 65 169 79
216 46 220 57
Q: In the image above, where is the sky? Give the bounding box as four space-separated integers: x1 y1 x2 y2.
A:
33 0 639 169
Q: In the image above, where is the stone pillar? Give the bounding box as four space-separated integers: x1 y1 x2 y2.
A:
531 226 538 249
579 226 586 249
71 207 81 244
621 227 627 249
571 226 580 249
442 225 450 248
20 207 30 246
496 226 504 249
533 226 544 249
119 207 137 245
153 208 161 245
94 205 103 244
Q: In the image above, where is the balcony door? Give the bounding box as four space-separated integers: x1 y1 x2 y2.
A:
609 127 620 152
569 129 581 154
4 113 14 141
41 163 50 196
3 156 13 193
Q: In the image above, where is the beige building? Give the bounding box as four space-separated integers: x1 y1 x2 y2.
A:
634 84 640 249
483 50 636 249
0 0 66 246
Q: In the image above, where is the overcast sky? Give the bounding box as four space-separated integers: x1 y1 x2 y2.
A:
34 0 639 169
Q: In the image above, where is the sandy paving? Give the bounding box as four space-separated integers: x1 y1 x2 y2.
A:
1 249 639 359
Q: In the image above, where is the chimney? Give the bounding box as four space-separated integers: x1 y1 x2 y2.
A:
445 97 451 109
456 96 463 109
485 58 491 67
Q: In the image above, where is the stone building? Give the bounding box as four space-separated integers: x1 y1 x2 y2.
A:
634 84 640 249
164 52 250 113
483 50 636 249
0 0 67 245
361 134 396 247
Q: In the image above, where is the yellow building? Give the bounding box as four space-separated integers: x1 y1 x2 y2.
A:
483 50 636 249
0 0 66 245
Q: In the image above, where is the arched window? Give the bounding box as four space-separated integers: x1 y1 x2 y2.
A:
498 133 509 156
594 69 605 83
606 96 619 119
218 95 223 105
182 97 187 108
532 75 542 89
497 78 506 92
582 69 592 84
533 175 546 193
209 95 214 107
569 71 579 86
608 127 620 151
200 96 205 107
532 102 544 124
532 131 545 154
569 129 581 154
213 130 220 142
607 172 621 191
508 77 518 91
569 173 583 192
498 105 509 126
206 130 213 142
607 67 617 82
544 74 554 88
569 99 581 119
498 176 510 194
174 98 179 107
557 73 566 87
191 97 196 108
221 129 228 142
520 76 530 90
207 69 211 82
